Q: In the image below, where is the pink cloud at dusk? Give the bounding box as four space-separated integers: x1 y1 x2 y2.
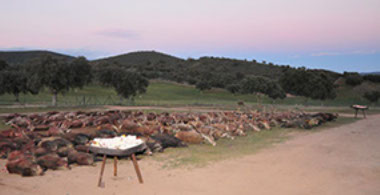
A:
0 0 379 71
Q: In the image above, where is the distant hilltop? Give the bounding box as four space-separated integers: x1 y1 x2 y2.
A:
360 72 380 75
0 50 306 83
0 50 74 65
1 49 380 105
0 50 378 81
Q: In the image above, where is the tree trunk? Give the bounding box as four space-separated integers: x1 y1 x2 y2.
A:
304 98 309 107
15 93 20 103
257 94 262 106
129 96 135 105
52 91 58 107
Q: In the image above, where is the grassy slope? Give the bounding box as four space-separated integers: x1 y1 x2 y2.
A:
0 85 118 106
0 120 9 130
1 83 366 113
1 81 379 108
0 81 264 106
1 50 377 108
0 106 104 115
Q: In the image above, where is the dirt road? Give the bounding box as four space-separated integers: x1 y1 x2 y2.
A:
1 115 379 195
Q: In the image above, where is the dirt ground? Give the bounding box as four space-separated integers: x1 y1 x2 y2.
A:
1 115 379 195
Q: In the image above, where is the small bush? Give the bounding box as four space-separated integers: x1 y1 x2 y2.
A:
226 84 241 94
363 91 380 103
363 74 380 83
196 80 211 91
345 75 363 86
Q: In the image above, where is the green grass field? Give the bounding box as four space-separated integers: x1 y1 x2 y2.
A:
0 106 104 114
152 116 359 169
0 81 379 114
0 120 8 130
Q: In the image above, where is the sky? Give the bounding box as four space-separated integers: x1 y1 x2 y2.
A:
0 0 379 73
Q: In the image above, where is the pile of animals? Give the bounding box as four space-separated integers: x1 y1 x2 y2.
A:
0 110 337 176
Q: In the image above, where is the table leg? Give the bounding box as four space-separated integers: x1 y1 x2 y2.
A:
114 156 118 176
131 153 143 184
363 110 366 118
355 109 358 118
98 155 107 187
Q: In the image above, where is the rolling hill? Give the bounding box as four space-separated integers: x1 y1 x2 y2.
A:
0 50 340 83
361 72 380 75
1 49 380 107
93 50 183 65
93 51 287 79
0 50 74 65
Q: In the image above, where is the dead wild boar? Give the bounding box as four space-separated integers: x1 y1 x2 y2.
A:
175 130 203 144
68 151 94 165
37 153 68 171
6 152 43 176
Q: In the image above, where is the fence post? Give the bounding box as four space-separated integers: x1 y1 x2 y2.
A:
103 96 110 105
94 96 100 105
75 96 79 106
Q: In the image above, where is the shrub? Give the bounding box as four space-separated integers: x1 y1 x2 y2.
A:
280 69 336 100
196 80 212 91
363 74 380 83
345 75 363 86
363 91 380 103
226 84 241 94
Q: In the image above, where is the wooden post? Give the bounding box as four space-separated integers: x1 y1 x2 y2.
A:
131 153 143 184
98 155 107 187
362 110 366 118
114 156 118 176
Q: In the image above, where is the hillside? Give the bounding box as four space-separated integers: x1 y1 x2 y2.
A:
0 50 74 65
0 81 379 107
187 57 287 79
1 49 380 107
361 72 380 75
94 51 183 65
94 51 286 79
93 51 296 84
0 50 341 85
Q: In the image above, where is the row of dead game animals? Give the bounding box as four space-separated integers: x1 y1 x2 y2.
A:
0 110 337 176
